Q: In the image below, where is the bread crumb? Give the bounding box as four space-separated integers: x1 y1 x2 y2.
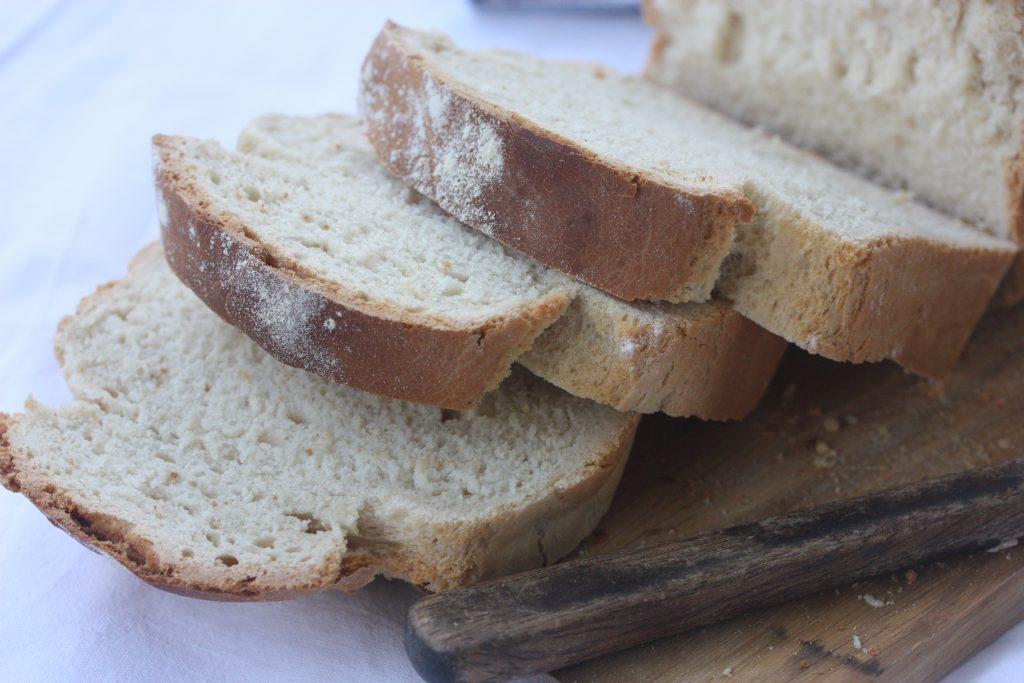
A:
987 538 1019 553
823 417 841 432
814 452 837 469
813 440 838 468
905 569 917 585
922 380 947 400
800 660 810 669
890 190 914 205
853 634 863 650
859 593 892 608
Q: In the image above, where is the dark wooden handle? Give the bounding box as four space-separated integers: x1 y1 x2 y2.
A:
405 458 1024 682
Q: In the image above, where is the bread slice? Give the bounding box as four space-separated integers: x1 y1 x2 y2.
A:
359 23 1017 378
155 114 785 419
154 118 572 411
643 0 1024 302
360 26 754 304
0 245 638 598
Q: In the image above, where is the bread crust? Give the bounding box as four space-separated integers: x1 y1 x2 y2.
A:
718 219 1014 379
360 22 754 303
154 135 571 411
521 298 787 419
0 405 638 600
997 126 1024 305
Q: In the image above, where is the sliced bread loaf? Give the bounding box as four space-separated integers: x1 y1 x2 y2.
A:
155 114 785 419
359 23 1018 378
643 0 1024 301
0 245 639 598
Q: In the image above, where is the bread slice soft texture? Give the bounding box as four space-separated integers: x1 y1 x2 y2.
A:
156 114 785 419
643 0 1024 303
0 245 639 598
359 22 1018 378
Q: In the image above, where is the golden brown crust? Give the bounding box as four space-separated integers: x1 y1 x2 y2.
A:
996 131 1024 305
366 413 639 592
1007 128 1024 249
521 299 787 420
360 22 754 303
719 220 1015 379
0 406 639 600
153 136 571 411
653 305 786 418
995 254 1024 307
0 415 16 492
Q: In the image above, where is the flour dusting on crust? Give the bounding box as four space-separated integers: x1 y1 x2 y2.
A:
359 46 505 233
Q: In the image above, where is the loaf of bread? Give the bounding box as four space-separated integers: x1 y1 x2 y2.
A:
644 0 1024 301
0 245 639 598
359 23 1017 378
155 114 785 418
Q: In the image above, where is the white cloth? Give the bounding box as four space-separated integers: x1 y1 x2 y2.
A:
0 1 1018 680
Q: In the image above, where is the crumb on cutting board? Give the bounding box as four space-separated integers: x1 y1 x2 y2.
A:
859 593 893 608
987 538 1019 553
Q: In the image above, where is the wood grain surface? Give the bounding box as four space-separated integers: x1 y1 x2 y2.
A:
407 459 1024 681
556 304 1024 682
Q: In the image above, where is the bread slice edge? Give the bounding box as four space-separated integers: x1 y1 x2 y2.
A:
521 296 787 419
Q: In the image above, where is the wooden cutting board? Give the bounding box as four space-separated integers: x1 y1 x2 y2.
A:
555 305 1024 682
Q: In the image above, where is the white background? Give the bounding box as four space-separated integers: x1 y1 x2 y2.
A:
0 1 1019 680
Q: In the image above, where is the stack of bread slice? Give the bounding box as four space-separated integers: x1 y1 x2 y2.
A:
2 19 1019 600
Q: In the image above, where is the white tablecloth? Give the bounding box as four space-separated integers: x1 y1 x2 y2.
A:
0 2 1020 680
